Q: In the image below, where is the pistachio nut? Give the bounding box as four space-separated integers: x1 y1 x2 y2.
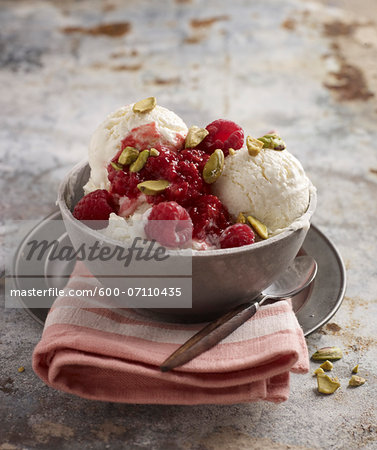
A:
247 215 268 240
258 133 286 151
118 146 139 165
349 375 366 387
137 179 170 195
246 136 264 156
149 148 160 157
311 347 343 361
236 212 246 224
129 150 150 173
314 367 325 376
203 149 224 184
317 373 341 394
320 360 334 371
352 365 359 374
110 161 123 171
185 126 209 148
228 148 236 156
133 96 157 113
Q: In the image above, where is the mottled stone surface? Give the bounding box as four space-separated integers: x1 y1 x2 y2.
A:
1 0 376 449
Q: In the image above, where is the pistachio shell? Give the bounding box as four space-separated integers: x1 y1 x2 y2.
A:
133 97 157 113
137 180 170 195
129 150 150 173
110 161 123 171
149 148 160 157
320 360 334 371
185 126 209 148
118 146 139 165
317 373 341 394
203 149 224 184
311 347 343 361
352 365 359 374
247 215 268 240
258 133 286 151
236 212 246 224
246 136 264 156
228 148 236 156
349 375 365 386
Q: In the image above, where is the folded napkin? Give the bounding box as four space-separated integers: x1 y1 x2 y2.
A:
32 262 309 405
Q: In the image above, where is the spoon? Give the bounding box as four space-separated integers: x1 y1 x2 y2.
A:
160 255 317 372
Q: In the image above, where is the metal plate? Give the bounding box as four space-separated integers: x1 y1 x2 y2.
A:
12 210 346 335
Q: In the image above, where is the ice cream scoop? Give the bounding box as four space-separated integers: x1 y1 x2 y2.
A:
213 146 313 234
84 102 188 194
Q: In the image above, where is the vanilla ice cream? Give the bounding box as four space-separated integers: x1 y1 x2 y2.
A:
213 147 312 234
84 104 188 194
103 203 152 243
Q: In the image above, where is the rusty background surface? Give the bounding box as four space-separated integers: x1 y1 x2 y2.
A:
1 0 376 448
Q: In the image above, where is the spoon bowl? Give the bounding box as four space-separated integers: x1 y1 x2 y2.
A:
262 255 318 299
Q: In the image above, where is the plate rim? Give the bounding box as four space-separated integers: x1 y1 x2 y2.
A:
297 225 346 336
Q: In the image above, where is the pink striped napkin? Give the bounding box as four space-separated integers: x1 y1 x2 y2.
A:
32 262 309 404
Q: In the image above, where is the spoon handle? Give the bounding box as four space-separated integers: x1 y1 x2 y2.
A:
160 295 266 372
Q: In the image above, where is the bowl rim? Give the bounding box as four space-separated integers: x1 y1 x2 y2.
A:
57 160 317 257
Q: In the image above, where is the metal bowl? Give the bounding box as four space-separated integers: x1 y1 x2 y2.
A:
57 160 317 322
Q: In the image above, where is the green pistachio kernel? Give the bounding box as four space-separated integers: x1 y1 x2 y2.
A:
320 360 334 371
118 146 139 165
149 148 160 157
129 150 150 173
247 215 268 240
133 97 157 113
311 347 343 361
137 180 170 195
185 126 209 149
349 375 366 387
258 133 286 151
317 373 341 394
246 136 264 156
236 212 246 224
110 161 123 171
203 149 224 184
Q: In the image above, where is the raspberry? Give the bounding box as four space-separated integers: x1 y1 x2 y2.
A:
179 148 210 172
145 201 193 248
219 224 255 249
195 119 244 156
143 149 210 207
142 148 179 181
108 166 142 198
73 189 116 226
187 195 231 242
171 160 206 203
